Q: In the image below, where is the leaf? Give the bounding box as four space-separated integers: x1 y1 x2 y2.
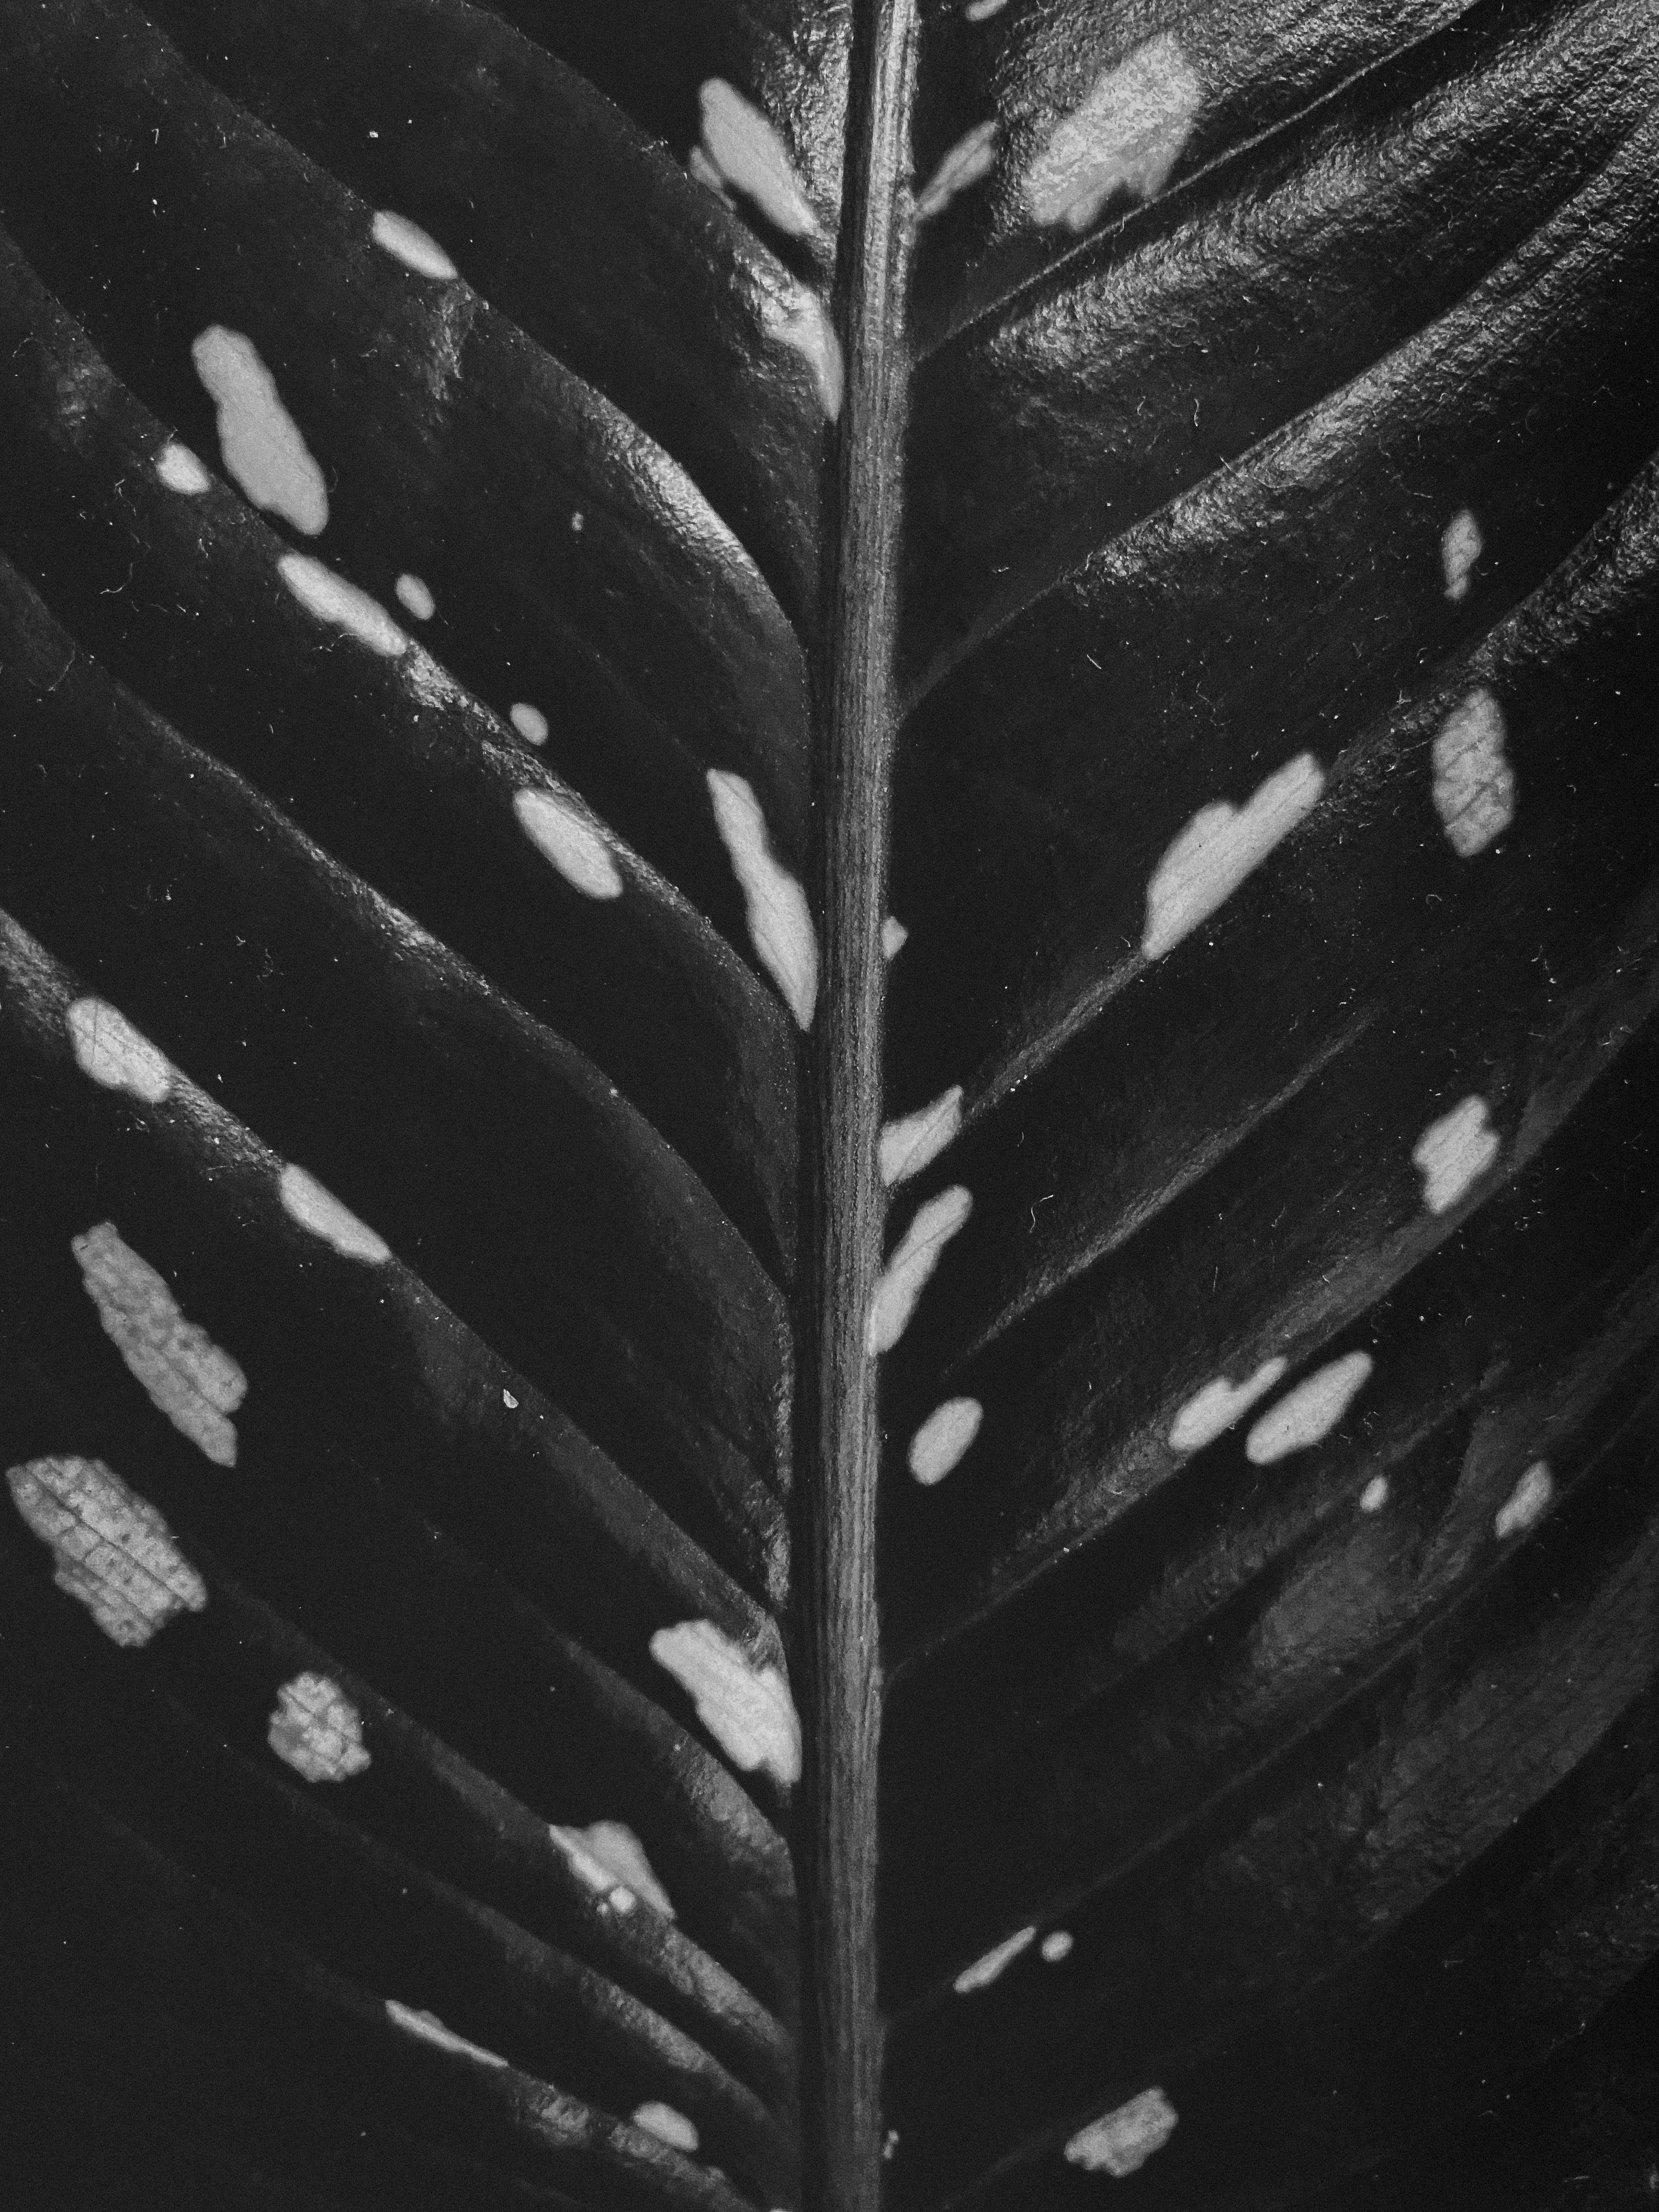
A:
1 0 1657 2208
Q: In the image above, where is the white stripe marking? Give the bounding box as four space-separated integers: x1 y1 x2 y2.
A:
707 770 818 1028
1169 1357 1288 1453
514 789 623 900
1360 1475 1390 1513
1495 1459 1553 1539
760 283 844 420
1412 1095 1499 1214
916 121 1000 221
955 1926 1035 1993
697 80 823 241
1066 2087 1178 2176
7 1455 206 1647
74 1222 246 1468
385 2001 506 2068
279 554 408 657
394 572 436 621
1024 34 1201 232
156 439 212 495
551 1821 676 1918
1041 1929 1074 1962
649 1620 802 1788
268 1673 371 1782
880 1085 963 1188
192 325 328 535
909 1397 983 1485
868 1187 973 1354
66 997 174 1105
1142 753 1325 960
633 2102 699 2154
1245 1352 1373 1464
371 210 459 281
1441 509 1482 602
1432 687 1514 857
882 916 909 960
510 702 549 745
278 1164 391 1265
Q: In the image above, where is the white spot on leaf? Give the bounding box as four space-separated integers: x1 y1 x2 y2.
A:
514 789 624 900
955 1926 1035 1992
909 1397 983 1485
882 916 909 960
965 0 1007 18
394 572 436 622
510 702 549 746
156 439 211 495
1442 509 1482 602
1413 1096 1500 1214
1041 1929 1074 1962
279 554 408 657
66 997 174 1105
1066 2087 1179 2177
707 770 818 1028
880 1085 963 1188
649 1620 802 1788
1245 1352 1374 1465
687 142 737 208
760 284 844 420
278 1163 391 1265
551 1821 676 1918
74 1222 246 1469
1360 1475 1390 1513
1169 1357 1288 1454
371 210 459 282
697 80 823 241
385 2000 507 2068
633 2102 699 2154
868 1187 973 1354
1432 687 1514 857
7 1455 206 1647
1496 1459 1553 1539
192 326 328 535
1143 753 1325 960
916 120 1000 221
1024 34 1201 232
268 1672 372 1783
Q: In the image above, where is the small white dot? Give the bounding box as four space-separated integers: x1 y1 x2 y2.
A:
1359 1476 1389 1513
1040 1929 1073 1962
909 1397 983 1485
510 702 549 746
394 572 436 621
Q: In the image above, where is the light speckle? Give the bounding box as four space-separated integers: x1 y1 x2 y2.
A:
66 997 174 1105
916 120 1000 221
1169 1357 1288 1454
191 325 328 535
1024 34 1201 232
955 1926 1036 1993
880 1085 963 1188
278 554 408 657
156 439 211 495
385 2000 506 2068
760 284 844 420
1142 753 1325 960
510 702 549 746
908 1397 983 1485
1360 1475 1390 1513
1442 509 1483 602
707 770 818 1028
1041 1929 1074 1962
1432 687 1514 857
514 788 624 900
965 0 1007 18
1413 1095 1500 1215
394 572 436 622
649 1619 802 1788
1065 2087 1178 2177
278 1163 391 1265
7 1455 206 1648
868 1187 973 1355
371 210 459 282
1245 1352 1374 1465
882 916 909 960
268 1672 372 1783
1496 1459 1553 1540
633 2102 699 2154
74 1222 246 1468
551 1821 676 1918
697 80 823 241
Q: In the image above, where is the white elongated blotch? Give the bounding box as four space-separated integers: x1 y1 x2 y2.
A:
882 916 909 960
1169 1357 1288 1454
633 2103 700 2154
279 553 408 657
510 702 549 745
1041 1929 1074 1962
696 80 823 240
394 571 436 621
1360 1475 1390 1513
1142 753 1325 960
278 1163 391 1265
514 788 624 900
371 210 459 281
868 1187 973 1354
156 438 212 495
66 997 174 1105
7 1455 206 1648
192 326 329 535
760 284 844 419
965 0 1007 20
1065 2087 1179 2177
385 2000 507 2068
1245 1352 1374 1464
268 1672 372 1783
908 1396 983 1485
686 142 736 207
880 1084 963 1188
1413 1095 1500 1214
73 1222 246 1469
707 770 818 1028
916 120 1000 221
551 1821 676 1918
1432 687 1514 857
953 1925 1035 1993
1024 33 1201 232
649 1620 802 1787
1496 1459 1554 1539
1442 509 1483 602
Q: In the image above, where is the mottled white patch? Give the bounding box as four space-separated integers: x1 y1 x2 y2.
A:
649 1620 802 1788
1142 753 1325 960
1412 1095 1500 1215
502 1388 519 1409
268 1672 372 1783
879 1085 963 1188
908 1396 983 1485
1169 1357 1288 1454
371 210 459 281
514 789 624 900
510 702 549 746
1041 1929 1074 1962
965 0 1007 18
191 326 328 535
633 2102 699 2154
687 143 736 207
278 554 408 657
1496 1459 1553 1540
1065 2087 1178 2177
954 1926 1035 1993
7 1455 206 1648
1360 1475 1390 1513
882 916 909 960
707 770 818 1029
156 438 211 495
916 120 1000 221
278 1163 391 1265
1245 1352 1374 1465
760 284 844 420
868 1187 973 1355
1024 34 1201 232
385 2000 506 2068
551 1821 676 1918
394 572 436 622
74 1222 246 1468
66 997 173 1105
1442 509 1482 602
697 80 823 240
1432 688 1514 857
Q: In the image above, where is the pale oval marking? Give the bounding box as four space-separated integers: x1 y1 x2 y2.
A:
268 1672 372 1783
649 1619 802 1788
1143 753 1325 960
964 0 1007 18
633 2102 700 2154
1412 1095 1500 1214
760 284 844 420
66 997 173 1105
707 770 818 1028
509 702 549 746
156 439 212 495
385 2000 507 2068
1245 1352 1374 1465
551 1821 676 1918
1169 1357 1288 1454
394 572 436 622
1024 33 1200 232
74 1222 246 1468
1442 509 1482 602
909 1397 983 1485
1432 687 1514 857
882 916 909 960
1496 1459 1553 1540
955 1925 1035 1993
278 554 408 657
916 120 999 221
868 1186 973 1355
7 1455 206 1648
1041 1929 1074 1962
1066 2086 1179 2177
370 210 459 281
879 1085 963 1188
687 142 736 207
514 788 623 900
278 1163 391 1265
697 80 823 240
192 325 328 535
1360 1475 1390 1513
